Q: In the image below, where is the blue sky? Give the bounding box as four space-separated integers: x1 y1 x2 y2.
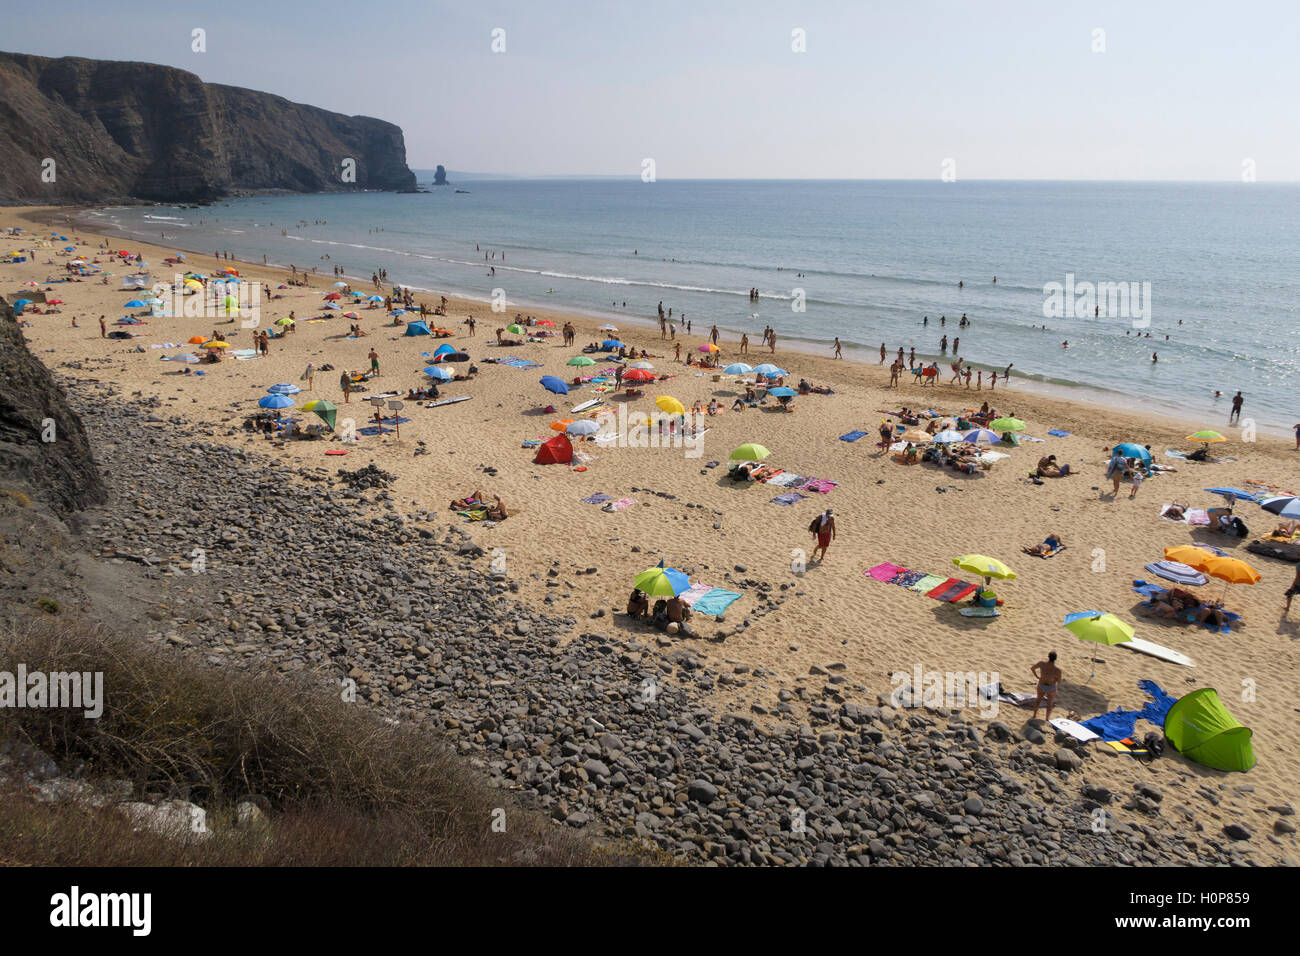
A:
7 0 1298 180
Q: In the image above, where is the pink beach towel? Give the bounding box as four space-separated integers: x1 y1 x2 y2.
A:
803 478 838 494
866 562 906 582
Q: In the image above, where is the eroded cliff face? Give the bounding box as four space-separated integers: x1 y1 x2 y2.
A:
0 51 417 204
0 297 106 513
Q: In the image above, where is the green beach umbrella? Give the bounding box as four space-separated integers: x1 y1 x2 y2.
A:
567 355 596 366
506 324 525 334
730 443 771 461
634 565 691 597
1064 610 1133 678
1186 430 1226 443
302 399 337 429
989 417 1025 432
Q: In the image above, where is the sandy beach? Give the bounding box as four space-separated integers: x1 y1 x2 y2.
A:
5 205 1297 857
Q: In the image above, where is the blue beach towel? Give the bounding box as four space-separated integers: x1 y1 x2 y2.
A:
839 430 869 443
1082 679 1179 741
691 588 743 616
770 492 808 506
1047 429 1070 437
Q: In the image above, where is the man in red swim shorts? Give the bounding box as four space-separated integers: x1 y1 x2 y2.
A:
810 509 836 563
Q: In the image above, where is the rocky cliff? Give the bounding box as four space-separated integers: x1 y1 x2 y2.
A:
0 297 106 513
0 51 417 204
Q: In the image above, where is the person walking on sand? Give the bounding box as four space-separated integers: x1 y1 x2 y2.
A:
1128 463 1145 499
1030 652 1062 721
710 325 719 345
99 315 106 338
809 508 836 562
1106 447 1126 496
769 331 777 354
340 371 352 404
879 343 886 364
368 348 380 376
740 332 748 354
1230 391 1243 424
833 337 842 359
302 363 314 391
1284 564 1300 615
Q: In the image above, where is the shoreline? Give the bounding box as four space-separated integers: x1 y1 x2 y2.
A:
35 203 1290 441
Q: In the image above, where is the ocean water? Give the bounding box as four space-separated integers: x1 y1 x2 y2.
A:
83 179 1300 432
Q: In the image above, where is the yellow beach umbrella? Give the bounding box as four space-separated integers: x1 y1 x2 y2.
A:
953 554 1015 585
655 396 685 416
204 341 230 349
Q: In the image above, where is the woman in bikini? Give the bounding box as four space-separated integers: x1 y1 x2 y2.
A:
1030 652 1062 721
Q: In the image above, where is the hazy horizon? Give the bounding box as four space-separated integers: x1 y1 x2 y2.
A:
5 0 1298 182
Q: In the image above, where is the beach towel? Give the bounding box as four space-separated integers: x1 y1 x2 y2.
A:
1047 429 1071 437
908 573 946 593
866 562 906 582
581 493 612 505
1025 545 1066 559
602 497 636 512
839 430 869 443
1083 680 1178 742
891 569 927 588
357 425 394 436
766 472 803 487
803 478 838 494
1104 738 1151 756
691 587 743 616
770 492 808 506
927 579 978 603
1186 508 1210 525
678 582 714 606
1021 436 1046 442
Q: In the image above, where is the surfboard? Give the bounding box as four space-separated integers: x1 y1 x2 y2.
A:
571 399 603 413
1050 718 1100 742
958 606 1000 618
1120 636 1195 667
425 396 471 408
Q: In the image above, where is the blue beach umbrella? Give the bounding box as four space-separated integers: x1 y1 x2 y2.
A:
12 300 32 310
566 420 601 436
258 394 295 409
424 366 453 381
540 376 570 395
433 343 456 357
324 302 341 310
723 363 752 375
267 383 301 395
366 295 383 302
602 339 624 349
1113 442 1152 463
931 430 966 443
962 428 1001 444
124 299 146 307
1205 487 1258 503
1261 496 1300 520
769 386 797 398
753 364 786 377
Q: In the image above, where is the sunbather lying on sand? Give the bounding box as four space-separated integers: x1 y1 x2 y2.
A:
451 490 486 509
1022 534 1063 556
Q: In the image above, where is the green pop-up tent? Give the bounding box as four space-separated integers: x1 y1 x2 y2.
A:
1164 688 1255 772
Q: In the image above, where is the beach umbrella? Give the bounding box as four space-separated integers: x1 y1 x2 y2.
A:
931 430 966 443
724 363 753 375
1064 611 1135 677
204 341 230 349
628 361 654 370
769 386 796 398
302 399 337 429
988 417 1025 432
1114 442 1152 463
324 303 341 310
187 336 208 345
962 428 1000 444
655 396 685 416
535 319 555 327
567 356 596 367
506 324 525 334
324 292 342 301
550 418 576 432
622 368 654 384
433 343 456 356
952 554 1015 586
343 312 359 319
1187 430 1226 443
1261 496 1300 520
1144 561 1208 587
540 376 570 395
698 343 719 353
898 429 931 443
729 443 770 461
333 281 349 288
1204 487 1258 504
634 565 691 597
124 299 146 307
366 295 383 302
424 366 453 381
602 339 624 349
267 383 301 395
258 394 294 409
566 419 600 436
274 317 295 326
598 324 619 331
47 298 64 305
12 300 32 310
753 364 785 376
1202 555 1260 586
1163 545 1217 569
